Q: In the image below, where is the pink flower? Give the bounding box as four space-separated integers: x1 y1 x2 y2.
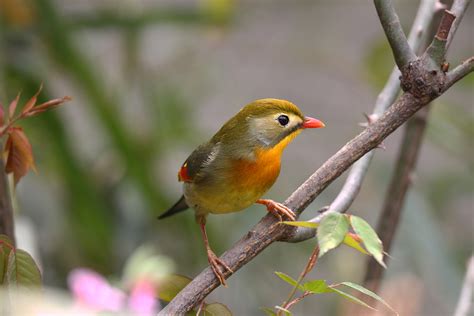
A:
68 268 126 312
68 268 160 314
128 279 160 315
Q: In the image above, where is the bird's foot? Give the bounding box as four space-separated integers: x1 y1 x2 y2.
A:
257 199 296 221
207 249 233 286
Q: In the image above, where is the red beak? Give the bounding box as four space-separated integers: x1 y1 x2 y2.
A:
302 117 325 129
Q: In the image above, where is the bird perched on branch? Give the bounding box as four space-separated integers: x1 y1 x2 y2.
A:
158 98 325 285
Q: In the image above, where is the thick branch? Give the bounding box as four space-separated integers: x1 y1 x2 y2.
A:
362 105 430 294
0 157 15 245
373 0 416 68
454 256 474 316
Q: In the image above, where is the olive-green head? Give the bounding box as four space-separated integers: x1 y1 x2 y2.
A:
211 98 325 158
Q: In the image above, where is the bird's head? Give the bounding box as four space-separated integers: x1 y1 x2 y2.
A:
213 98 325 158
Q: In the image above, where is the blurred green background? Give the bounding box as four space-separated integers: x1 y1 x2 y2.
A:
0 0 472 315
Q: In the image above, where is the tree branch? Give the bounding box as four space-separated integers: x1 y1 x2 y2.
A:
446 0 472 52
454 256 474 316
159 5 472 315
425 10 456 64
0 156 15 245
445 56 474 89
373 0 416 69
286 0 439 242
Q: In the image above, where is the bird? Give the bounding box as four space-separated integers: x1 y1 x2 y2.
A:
158 98 325 286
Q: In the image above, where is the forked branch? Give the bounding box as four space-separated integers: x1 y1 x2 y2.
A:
159 5 473 315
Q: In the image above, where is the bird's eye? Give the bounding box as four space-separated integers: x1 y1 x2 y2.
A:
277 115 290 126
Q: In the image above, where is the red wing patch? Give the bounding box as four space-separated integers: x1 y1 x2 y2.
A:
178 162 192 182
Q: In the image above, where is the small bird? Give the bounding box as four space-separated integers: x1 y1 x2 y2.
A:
158 98 325 285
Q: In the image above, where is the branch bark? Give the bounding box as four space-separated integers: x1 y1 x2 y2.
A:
373 0 416 69
446 56 474 88
0 156 15 245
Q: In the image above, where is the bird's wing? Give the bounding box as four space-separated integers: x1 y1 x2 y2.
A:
178 142 219 183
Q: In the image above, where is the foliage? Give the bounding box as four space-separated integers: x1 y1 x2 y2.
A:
1 87 70 184
0 88 65 312
0 234 41 289
272 272 397 315
283 213 385 264
277 213 389 314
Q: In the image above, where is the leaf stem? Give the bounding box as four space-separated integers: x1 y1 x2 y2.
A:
278 246 319 315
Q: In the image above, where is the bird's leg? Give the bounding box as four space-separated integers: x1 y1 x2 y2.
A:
256 199 296 221
197 216 233 286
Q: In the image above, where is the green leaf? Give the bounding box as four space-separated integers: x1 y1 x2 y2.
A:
0 235 14 285
275 272 304 291
329 287 376 311
343 233 369 255
261 307 277 316
158 274 192 302
0 235 14 247
281 221 318 229
350 216 386 268
317 213 350 257
339 282 398 315
5 249 42 288
303 279 330 294
203 303 232 316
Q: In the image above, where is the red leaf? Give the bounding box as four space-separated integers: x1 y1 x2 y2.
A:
25 96 71 117
21 85 43 116
4 127 36 185
8 93 21 120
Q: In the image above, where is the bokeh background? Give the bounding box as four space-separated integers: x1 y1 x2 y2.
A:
0 0 472 315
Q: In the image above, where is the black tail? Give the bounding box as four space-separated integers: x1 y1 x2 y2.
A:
158 195 190 219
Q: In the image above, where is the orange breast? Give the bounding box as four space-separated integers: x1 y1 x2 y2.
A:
230 131 301 192
231 148 281 191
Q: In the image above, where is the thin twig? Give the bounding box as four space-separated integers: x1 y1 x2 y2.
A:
373 0 416 69
284 292 312 311
454 256 474 316
277 246 319 315
0 156 15 245
445 56 474 89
